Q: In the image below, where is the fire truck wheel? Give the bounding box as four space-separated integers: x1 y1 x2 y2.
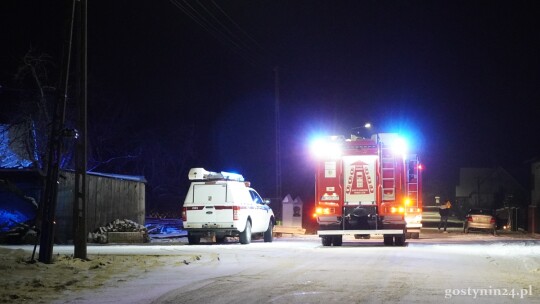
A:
332 235 343 246
187 233 200 245
383 236 394 246
264 220 273 242
216 236 226 243
321 236 332 246
239 221 252 244
394 235 405 246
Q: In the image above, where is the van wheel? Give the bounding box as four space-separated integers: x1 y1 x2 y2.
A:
264 220 273 242
239 221 252 244
216 236 226 243
383 236 394 246
187 233 200 245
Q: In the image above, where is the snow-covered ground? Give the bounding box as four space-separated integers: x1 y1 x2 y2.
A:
1 229 539 303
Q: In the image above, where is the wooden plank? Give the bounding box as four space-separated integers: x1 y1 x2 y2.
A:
96 176 104 227
139 183 145 224
107 232 144 243
87 174 97 232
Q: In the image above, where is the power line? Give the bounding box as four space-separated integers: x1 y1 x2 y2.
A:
210 0 276 63
169 0 274 69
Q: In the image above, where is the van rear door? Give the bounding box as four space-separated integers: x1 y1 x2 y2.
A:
186 183 231 224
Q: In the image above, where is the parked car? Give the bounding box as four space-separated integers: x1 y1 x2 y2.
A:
182 168 275 245
463 208 497 235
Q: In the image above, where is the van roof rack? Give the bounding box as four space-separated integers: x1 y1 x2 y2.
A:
188 168 244 182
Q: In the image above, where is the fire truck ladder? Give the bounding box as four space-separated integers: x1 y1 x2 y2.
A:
407 158 419 206
381 145 396 200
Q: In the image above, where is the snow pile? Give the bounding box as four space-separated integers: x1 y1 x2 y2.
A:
0 247 198 303
88 219 149 244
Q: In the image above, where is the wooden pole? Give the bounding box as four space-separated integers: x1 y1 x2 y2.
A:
73 0 88 260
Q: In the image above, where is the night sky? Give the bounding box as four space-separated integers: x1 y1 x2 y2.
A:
2 1 540 207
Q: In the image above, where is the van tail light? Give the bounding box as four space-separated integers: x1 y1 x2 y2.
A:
490 217 496 224
182 207 187 221
467 216 473 222
233 206 240 220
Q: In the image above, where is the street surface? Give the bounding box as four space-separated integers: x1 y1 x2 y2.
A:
32 228 539 304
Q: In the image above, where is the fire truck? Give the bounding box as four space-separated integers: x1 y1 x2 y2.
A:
312 133 422 246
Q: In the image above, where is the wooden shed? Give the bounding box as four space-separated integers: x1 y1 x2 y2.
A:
55 171 146 243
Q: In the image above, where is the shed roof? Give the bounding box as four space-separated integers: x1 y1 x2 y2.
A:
85 171 147 183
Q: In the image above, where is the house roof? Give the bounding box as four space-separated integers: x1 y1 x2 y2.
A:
455 167 525 197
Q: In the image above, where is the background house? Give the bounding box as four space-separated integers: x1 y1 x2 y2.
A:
455 167 527 230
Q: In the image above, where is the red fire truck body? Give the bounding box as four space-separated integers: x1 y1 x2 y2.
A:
313 133 422 246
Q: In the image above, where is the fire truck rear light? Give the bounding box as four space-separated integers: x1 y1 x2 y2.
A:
390 206 406 214
315 207 334 215
233 206 240 220
182 207 187 221
467 216 473 222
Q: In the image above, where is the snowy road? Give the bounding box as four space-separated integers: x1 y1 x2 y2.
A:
9 229 540 304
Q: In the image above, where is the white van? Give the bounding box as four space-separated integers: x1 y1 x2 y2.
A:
182 168 275 244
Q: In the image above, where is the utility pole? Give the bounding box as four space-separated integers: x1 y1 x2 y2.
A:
73 0 88 260
274 66 281 203
38 0 77 264
38 99 63 264
37 0 87 263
